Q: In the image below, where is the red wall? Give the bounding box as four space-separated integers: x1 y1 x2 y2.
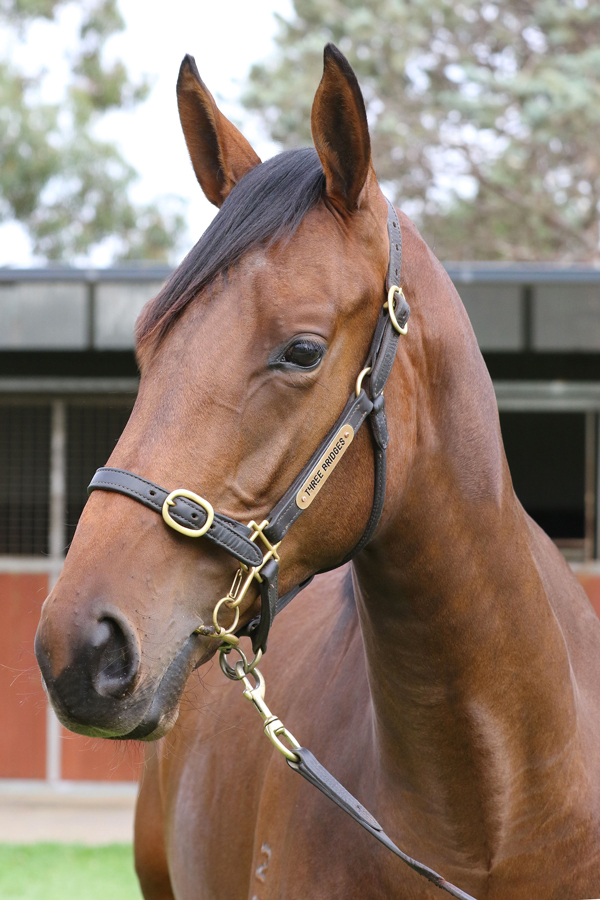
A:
3 569 600 783
0 572 140 782
0 574 48 778
61 728 142 781
575 570 600 619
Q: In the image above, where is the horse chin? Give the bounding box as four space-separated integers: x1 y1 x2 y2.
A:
110 655 193 742
110 632 219 741
114 703 181 742
44 633 208 742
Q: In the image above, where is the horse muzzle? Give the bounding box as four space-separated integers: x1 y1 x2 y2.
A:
35 613 201 740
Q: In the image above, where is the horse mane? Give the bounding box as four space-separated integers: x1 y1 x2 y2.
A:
137 148 326 348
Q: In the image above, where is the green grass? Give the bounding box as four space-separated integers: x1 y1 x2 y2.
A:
0 844 143 900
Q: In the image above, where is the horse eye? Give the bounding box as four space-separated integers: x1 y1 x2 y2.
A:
282 339 324 369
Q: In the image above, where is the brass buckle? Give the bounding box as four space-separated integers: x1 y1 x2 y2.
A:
162 488 214 537
384 285 408 335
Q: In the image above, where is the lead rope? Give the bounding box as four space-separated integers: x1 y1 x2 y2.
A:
185 434 477 900
219 644 477 900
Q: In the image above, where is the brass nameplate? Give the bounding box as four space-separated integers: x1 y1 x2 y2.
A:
296 424 355 509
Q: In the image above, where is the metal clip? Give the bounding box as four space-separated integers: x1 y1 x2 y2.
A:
206 519 295 755
219 650 299 763
219 644 262 678
208 518 282 646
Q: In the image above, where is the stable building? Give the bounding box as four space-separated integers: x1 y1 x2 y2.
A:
2 262 600 787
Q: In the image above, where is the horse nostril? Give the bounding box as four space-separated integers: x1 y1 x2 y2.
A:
91 616 139 699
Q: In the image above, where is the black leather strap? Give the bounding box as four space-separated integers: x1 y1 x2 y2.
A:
88 468 263 568
264 389 373 545
384 197 409 332
333 201 407 561
263 202 407 557
239 570 316 653
386 200 403 292
247 557 279 654
336 444 386 565
276 576 314 615
288 748 477 900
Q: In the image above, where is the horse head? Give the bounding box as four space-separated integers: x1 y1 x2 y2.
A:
35 46 410 741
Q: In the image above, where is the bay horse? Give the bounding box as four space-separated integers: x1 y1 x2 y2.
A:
35 45 600 899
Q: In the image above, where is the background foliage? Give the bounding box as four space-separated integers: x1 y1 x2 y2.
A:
243 0 600 261
0 0 185 262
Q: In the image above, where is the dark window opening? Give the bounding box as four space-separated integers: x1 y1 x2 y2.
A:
500 412 586 558
66 404 133 546
0 405 51 555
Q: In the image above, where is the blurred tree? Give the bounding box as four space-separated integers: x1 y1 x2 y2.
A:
243 0 600 261
0 0 185 261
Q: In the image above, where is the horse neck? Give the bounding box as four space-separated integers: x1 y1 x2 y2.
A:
351 222 581 861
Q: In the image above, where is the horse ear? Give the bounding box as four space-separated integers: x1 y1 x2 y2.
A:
176 55 261 208
311 44 372 213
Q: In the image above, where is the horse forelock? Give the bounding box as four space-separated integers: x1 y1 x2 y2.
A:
136 148 326 350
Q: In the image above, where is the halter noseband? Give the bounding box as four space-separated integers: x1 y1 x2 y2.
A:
88 200 409 654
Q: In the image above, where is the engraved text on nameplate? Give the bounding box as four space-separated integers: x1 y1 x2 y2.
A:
295 425 355 509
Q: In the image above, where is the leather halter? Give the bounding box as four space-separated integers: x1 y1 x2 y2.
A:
87 202 478 900
88 199 409 654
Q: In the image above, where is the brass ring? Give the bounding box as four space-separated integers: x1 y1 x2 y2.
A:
162 488 214 537
385 285 408 335
219 645 263 681
212 596 240 635
220 647 242 680
355 366 372 397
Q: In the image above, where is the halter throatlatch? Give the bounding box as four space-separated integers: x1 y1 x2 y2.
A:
87 205 477 899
